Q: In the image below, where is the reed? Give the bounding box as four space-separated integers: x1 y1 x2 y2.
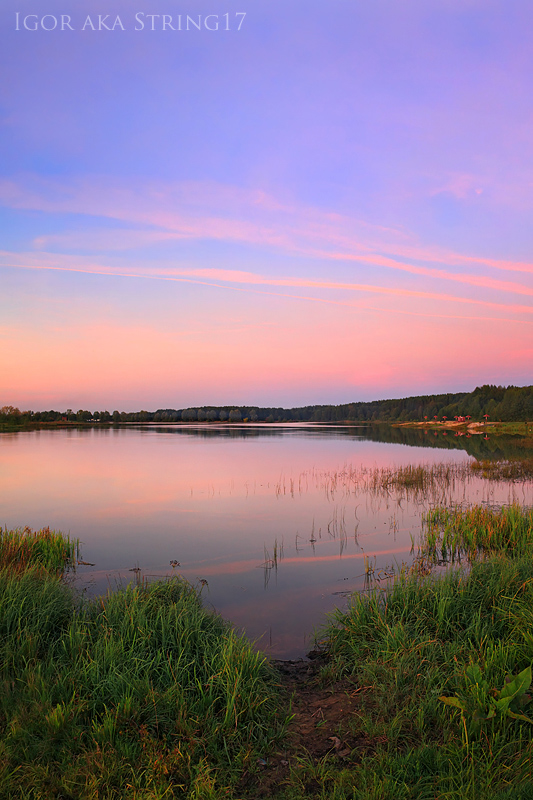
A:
0 525 79 573
261 537 283 569
421 504 533 562
470 458 533 481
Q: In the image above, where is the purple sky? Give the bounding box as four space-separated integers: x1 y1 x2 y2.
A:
1 0 532 410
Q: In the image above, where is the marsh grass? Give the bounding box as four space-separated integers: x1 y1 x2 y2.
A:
471 458 533 480
422 504 533 562
311 461 472 502
0 531 285 799
272 458 533 508
0 525 79 573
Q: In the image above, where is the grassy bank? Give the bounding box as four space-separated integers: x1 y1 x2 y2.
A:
310 554 533 799
0 528 283 799
3 509 533 799
298 504 533 800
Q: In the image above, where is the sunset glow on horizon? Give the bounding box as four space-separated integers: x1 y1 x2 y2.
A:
2 0 532 411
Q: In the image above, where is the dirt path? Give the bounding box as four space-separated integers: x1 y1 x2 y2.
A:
241 655 372 798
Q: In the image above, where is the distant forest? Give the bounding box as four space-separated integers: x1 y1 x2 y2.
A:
2 384 533 426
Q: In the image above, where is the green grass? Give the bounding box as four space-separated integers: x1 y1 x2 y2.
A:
311 554 533 799
485 421 533 437
0 529 284 799
269 503 533 799
397 421 533 437
0 525 79 574
421 503 533 561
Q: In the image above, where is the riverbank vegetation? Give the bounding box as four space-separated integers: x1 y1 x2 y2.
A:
3 505 533 798
0 527 283 799
306 504 533 799
2 383 533 429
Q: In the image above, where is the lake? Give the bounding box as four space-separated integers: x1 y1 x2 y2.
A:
2 424 532 658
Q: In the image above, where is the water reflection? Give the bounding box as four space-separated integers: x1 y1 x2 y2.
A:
1 425 532 658
127 421 531 460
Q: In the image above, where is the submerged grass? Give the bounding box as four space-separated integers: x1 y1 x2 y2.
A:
276 457 533 510
307 461 473 502
274 457 533 504
470 458 533 481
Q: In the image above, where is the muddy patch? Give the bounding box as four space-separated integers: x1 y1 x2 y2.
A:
240 653 377 798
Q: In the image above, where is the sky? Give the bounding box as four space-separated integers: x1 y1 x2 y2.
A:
1 0 532 411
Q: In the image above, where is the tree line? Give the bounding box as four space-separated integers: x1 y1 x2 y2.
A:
1 384 532 427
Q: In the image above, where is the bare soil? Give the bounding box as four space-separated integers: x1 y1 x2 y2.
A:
239 654 377 799
397 420 492 432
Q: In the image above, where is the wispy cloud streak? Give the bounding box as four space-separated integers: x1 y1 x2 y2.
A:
1 253 532 323
2 175 533 291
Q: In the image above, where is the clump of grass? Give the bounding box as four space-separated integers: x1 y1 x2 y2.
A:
0 530 285 799
0 566 75 668
421 504 533 562
471 458 533 480
372 463 458 492
0 525 79 573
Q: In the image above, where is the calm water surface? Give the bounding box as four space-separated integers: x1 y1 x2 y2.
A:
2 424 532 658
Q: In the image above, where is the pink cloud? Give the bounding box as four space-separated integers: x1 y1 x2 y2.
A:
1 174 533 287
317 251 533 298
2 250 533 322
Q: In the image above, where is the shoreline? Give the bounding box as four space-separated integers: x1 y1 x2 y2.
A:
3 510 533 798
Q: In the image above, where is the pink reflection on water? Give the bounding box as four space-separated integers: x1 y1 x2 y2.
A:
2 425 531 657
